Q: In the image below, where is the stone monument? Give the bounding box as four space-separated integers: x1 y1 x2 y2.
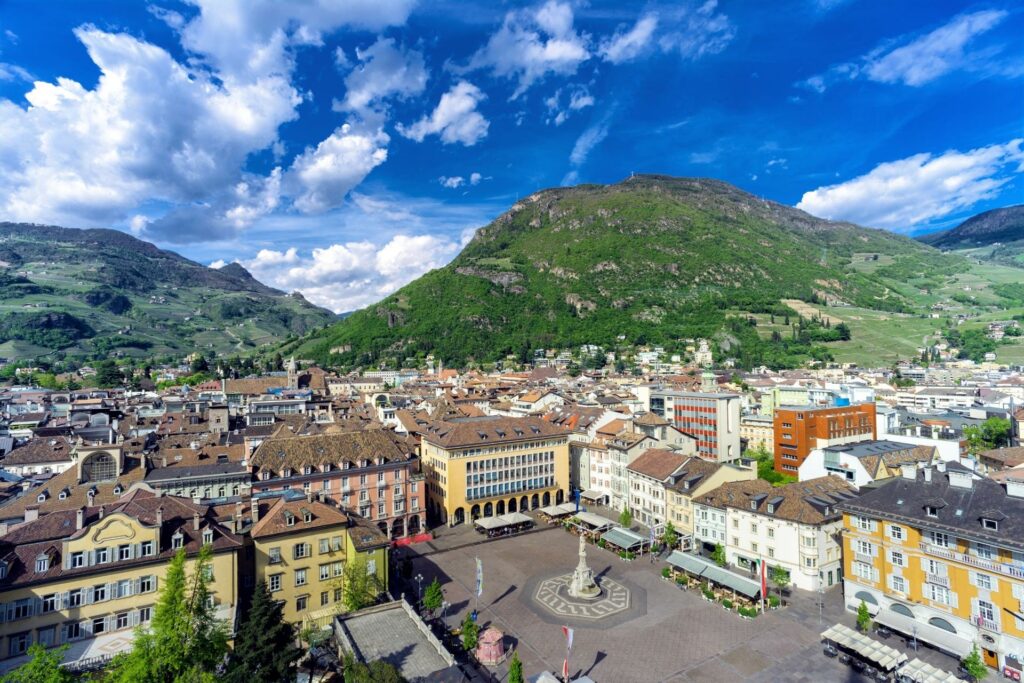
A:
567 534 601 600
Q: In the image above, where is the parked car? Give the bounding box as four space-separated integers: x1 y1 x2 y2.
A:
839 654 851 665
850 659 866 673
875 626 892 639
823 644 839 658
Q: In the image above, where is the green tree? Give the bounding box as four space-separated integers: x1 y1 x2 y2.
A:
107 545 228 682
980 417 1011 449
342 653 407 683
94 359 123 388
461 612 479 650
961 645 988 682
712 543 726 567
340 555 383 612
508 650 524 683
224 580 300 683
662 521 678 550
0 644 74 683
618 506 632 528
856 599 872 632
769 566 790 604
422 577 443 613
299 624 331 683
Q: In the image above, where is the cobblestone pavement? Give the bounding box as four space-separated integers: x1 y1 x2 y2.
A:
401 522 966 683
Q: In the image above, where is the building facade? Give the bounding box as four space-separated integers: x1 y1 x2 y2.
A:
838 465 1024 675
650 390 741 463
773 402 876 475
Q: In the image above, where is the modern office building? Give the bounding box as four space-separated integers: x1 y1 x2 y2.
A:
774 402 876 474
650 390 742 463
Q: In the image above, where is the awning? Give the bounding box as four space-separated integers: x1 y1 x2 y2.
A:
474 516 506 530
573 511 616 530
666 550 708 576
872 608 973 658
580 489 604 501
820 624 908 671
538 503 577 517
663 551 761 598
601 527 647 551
897 657 961 683
498 512 532 525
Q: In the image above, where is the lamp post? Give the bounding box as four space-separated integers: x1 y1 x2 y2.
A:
818 584 824 626
415 573 424 607
441 600 450 629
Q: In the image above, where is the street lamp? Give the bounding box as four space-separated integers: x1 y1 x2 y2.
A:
415 573 424 606
818 584 824 626
441 600 450 629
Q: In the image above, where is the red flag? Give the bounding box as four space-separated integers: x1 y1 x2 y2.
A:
761 560 767 598
562 625 574 651
563 658 569 679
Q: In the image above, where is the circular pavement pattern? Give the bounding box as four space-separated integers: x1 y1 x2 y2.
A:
523 571 646 629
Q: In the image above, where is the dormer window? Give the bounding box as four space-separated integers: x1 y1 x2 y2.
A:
0 561 7 580
37 492 48 502
303 466 312 475
202 529 214 545
750 501 757 510
285 512 295 527
766 504 775 514
58 489 69 500
171 531 184 549
303 511 312 523
925 506 938 518
982 518 998 531
113 484 123 495
284 468 293 478
35 554 50 573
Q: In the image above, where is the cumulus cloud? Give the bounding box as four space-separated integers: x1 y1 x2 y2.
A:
334 37 428 116
463 0 589 99
469 172 483 185
288 123 389 214
800 10 1009 91
439 176 465 188
397 81 489 146
545 85 594 125
600 14 658 64
796 139 1024 231
208 259 227 269
243 233 463 312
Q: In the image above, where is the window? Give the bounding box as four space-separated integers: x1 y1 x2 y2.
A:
928 531 950 548
269 574 282 592
8 633 29 657
367 559 377 575
331 536 343 552
71 552 85 568
119 544 132 561
333 561 344 577
65 622 81 641
319 538 330 554
767 548 775 559
140 576 154 593
41 594 57 613
172 532 184 549
975 573 993 591
141 541 154 557
767 527 774 539
804 557 816 568
269 547 282 564
202 529 213 545
320 564 330 581
891 575 906 593
925 583 950 605
118 579 132 598
975 543 995 560
35 555 49 573
296 596 308 612
96 547 109 564
139 607 152 623
93 584 107 602
69 589 83 608
92 617 107 635
925 506 938 518
294 543 310 559
295 569 307 586
982 518 998 531
751 523 758 534
888 525 904 541
890 550 905 567
334 588 343 602
852 561 874 581
977 600 996 622
116 612 129 630
321 591 330 607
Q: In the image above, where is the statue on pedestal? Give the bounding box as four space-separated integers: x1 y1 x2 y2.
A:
568 534 601 600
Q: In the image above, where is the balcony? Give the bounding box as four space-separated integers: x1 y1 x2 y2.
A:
854 552 874 565
919 543 1024 580
974 615 999 632
925 573 950 589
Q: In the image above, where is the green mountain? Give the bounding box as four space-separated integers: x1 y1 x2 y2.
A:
918 205 1024 268
0 223 336 361
292 175 982 369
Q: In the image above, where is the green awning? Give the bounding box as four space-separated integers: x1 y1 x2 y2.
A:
701 565 762 598
601 527 646 551
666 550 708 576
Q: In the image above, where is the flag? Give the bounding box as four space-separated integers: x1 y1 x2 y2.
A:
760 560 768 598
475 557 483 597
563 658 569 680
562 625 574 651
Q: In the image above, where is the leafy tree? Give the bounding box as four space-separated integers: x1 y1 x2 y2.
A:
856 600 872 633
340 555 383 612
770 566 790 604
961 645 988 682
712 543 726 567
423 577 443 613
981 417 1011 449
342 653 407 683
190 354 210 374
94 359 124 388
224 580 300 683
0 644 74 683
107 545 228 682
508 650 524 683
461 612 479 651
662 521 678 550
618 506 632 528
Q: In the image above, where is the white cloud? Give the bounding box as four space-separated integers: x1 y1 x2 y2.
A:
796 139 1024 231
569 121 610 166
545 85 594 125
397 81 489 146
0 62 31 82
289 123 389 214
128 215 149 236
658 1 735 60
243 233 463 312
208 259 227 269
335 37 428 116
469 172 482 185
800 10 1009 91
226 167 282 226
600 14 658 64
463 0 589 99
440 176 465 188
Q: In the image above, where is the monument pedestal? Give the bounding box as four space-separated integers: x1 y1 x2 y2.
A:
567 534 601 600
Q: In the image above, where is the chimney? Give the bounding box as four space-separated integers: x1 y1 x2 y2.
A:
306 490 314 504
76 507 85 530
24 506 39 523
318 490 327 503
250 499 259 523
98 505 105 520
235 500 244 520
156 506 164 529
923 467 932 483
1006 478 1024 499
193 511 200 531
900 464 916 480
86 490 95 507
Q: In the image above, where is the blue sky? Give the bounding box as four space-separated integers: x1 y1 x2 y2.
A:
0 1 1021 312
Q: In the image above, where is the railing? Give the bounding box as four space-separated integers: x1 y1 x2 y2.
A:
974 615 999 631
925 573 950 589
919 543 1024 579
854 552 874 565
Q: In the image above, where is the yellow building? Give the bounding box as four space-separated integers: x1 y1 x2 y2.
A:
250 496 389 628
421 416 570 526
838 464 1024 676
665 457 757 549
0 490 242 673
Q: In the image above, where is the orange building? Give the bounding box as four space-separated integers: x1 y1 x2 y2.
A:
774 403 876 474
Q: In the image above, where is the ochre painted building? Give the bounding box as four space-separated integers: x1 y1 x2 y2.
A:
774 402 876 474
